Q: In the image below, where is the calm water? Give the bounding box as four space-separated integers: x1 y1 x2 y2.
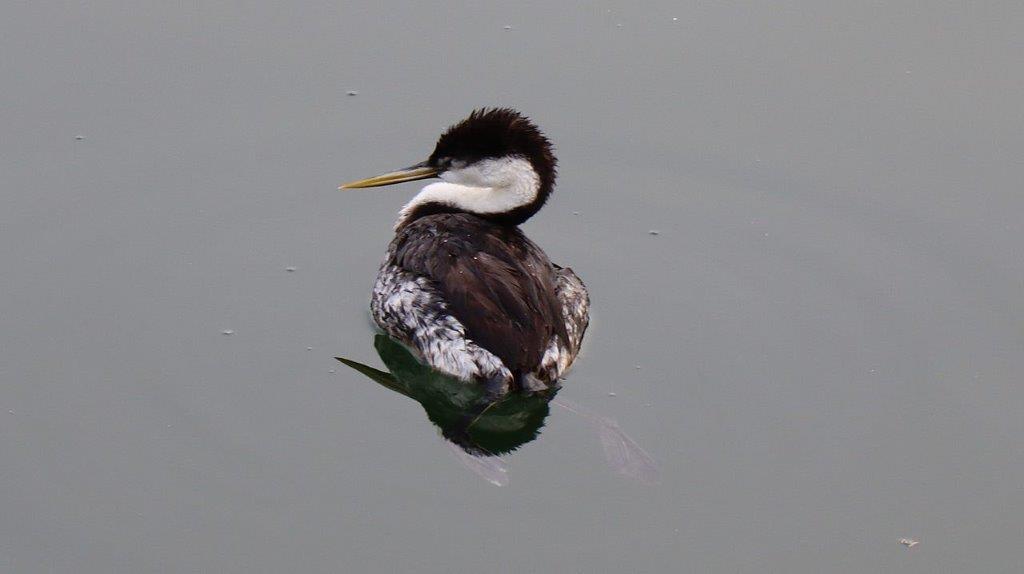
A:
3 2 1023 572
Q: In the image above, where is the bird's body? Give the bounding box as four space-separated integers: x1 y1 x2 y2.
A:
372 212 588 393
342 109 589 394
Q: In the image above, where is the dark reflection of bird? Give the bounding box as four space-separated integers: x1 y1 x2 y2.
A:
336 335 660 486
340 108 589 396
337 334 555 457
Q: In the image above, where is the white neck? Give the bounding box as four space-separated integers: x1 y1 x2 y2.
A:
396 157 539 227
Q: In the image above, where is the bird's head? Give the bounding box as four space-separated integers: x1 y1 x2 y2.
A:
341 108 557 226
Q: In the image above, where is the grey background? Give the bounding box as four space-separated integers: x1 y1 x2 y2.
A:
3 1 1022 572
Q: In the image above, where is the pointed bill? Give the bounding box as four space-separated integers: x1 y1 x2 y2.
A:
339 162 437 189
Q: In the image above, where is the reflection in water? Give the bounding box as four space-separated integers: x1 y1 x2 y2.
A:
552 399 660 486
338 335 555 456
337 335 659 486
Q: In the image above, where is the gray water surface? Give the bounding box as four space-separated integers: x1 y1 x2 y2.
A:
3 2 1023 572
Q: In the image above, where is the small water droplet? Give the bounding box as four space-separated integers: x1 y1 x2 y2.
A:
285 266 297 272
572 211 580 215
329 369 336 374
607 392 617 397
672 17 678 21
222 329 234 335
306 346 313 351
503 25 512 30
616 23 623 28
8 410 14 415
346 90 359 96
648 230 660 235
75 135 85 141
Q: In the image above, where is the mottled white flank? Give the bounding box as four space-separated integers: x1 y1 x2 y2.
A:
371 257 513 392
397 157 539 227
537 267 590 381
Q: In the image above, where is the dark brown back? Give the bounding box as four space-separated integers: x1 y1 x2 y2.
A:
391 213 567 377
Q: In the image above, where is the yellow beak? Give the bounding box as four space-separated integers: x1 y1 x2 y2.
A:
339 163 438 189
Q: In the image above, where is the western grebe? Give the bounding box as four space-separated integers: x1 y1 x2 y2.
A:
340 108 589 396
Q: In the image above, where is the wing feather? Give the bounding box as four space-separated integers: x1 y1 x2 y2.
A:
391 213 566 377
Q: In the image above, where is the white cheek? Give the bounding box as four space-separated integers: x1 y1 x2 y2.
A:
398 156 540 224
439 170 466 185
442 161 499 187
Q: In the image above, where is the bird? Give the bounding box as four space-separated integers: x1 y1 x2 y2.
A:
340 108 589 396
